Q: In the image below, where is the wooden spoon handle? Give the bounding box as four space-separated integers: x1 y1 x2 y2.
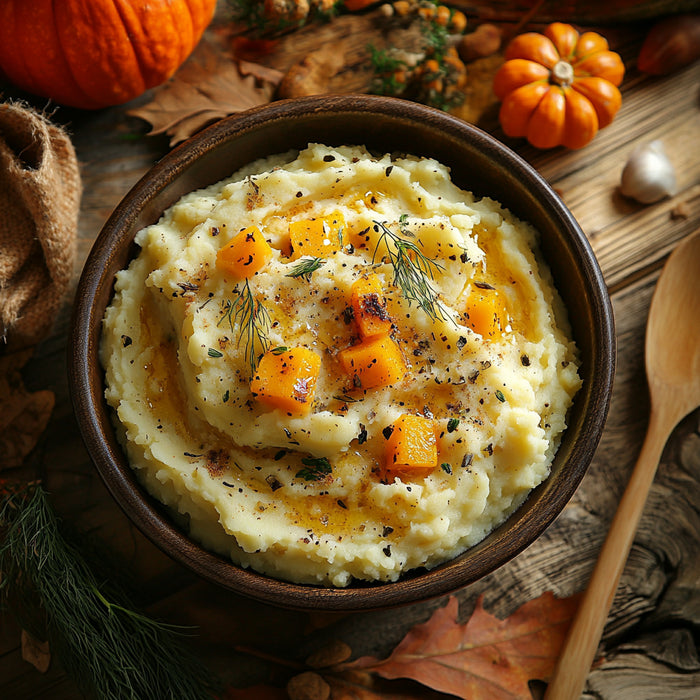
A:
544 408 669 700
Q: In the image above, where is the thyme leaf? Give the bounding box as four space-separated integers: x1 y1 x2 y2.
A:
286 256 326 282
218 279 271 376
372 219 450 322
296 456 332 481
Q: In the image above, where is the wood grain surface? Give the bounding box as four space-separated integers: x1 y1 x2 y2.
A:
1 5 699 698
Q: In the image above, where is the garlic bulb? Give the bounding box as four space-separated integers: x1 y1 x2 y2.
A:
620 140 677 204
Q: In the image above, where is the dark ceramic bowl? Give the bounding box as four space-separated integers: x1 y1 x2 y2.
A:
70 95 615 611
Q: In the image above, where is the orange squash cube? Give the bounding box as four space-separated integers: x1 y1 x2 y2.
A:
338 335 406 389
464 285 508 339
351 274 392 338
385 414 438 476
289 211 345 260
250 347 321 415
216 226 273 279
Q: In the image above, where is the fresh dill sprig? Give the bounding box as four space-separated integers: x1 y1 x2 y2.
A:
218 279 271 376
372 219 450 322
0 482 219 700
286 256 326 282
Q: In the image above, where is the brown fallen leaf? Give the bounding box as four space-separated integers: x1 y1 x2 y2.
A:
21 629 51 673
336 592 580 700
278 47 346 98
128 37 283 146
0 351 54 470
238 58 287 86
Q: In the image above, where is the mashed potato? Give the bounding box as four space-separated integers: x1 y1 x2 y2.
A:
101 144 581 587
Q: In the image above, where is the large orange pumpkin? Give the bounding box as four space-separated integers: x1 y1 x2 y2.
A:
493 22 625 149
0 0 217 109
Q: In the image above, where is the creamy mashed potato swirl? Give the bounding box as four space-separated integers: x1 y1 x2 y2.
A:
101 144 581 587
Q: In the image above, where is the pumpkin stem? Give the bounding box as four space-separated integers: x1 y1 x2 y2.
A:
551 60 574 86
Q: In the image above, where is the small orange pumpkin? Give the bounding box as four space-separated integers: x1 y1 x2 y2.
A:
0 0 217 109
493 22 625 149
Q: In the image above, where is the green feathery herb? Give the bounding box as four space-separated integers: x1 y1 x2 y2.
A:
218 279 271 376
372 219 450 322
296 456 332 481
286 256 326 282
0 482 219 700
367 44 407 97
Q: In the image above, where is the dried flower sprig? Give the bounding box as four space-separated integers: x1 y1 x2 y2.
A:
0 482 219 700
372 219 450 322
369 1 468 110
219 279 271 376
229 0 338 36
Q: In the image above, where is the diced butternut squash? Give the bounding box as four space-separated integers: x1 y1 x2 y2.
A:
351 274 392 338
338 335 406 389
250 347 321 415
464 285 508 340
289 211 345 260
385 414 438 476
216 226 273 279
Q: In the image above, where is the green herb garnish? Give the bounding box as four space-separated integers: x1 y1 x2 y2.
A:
495 390 506 402
207 347 223 358
0 483 219 700
441 462 453 474
218 279 271 376
286 256 326 282
368 44 409 97
296 456 332 481
447 417 460 433
372 219 449 322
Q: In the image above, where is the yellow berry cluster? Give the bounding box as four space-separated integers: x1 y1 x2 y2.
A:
373 1 469 110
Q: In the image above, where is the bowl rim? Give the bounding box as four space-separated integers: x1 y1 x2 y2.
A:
69 94 615 611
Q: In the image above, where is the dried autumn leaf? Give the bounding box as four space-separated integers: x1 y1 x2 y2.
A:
21 629 51 673
338 592 580 700
128 38 283 146
0 351 54 470
327 674 450 699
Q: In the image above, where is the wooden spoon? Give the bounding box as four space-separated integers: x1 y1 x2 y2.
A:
545 232 700 700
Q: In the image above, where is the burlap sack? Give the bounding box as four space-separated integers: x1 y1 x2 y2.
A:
0 102 81 351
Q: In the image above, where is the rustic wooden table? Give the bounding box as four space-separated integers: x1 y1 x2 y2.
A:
1 9 699 699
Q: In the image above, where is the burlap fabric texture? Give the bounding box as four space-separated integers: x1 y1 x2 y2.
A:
0 102 81 351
